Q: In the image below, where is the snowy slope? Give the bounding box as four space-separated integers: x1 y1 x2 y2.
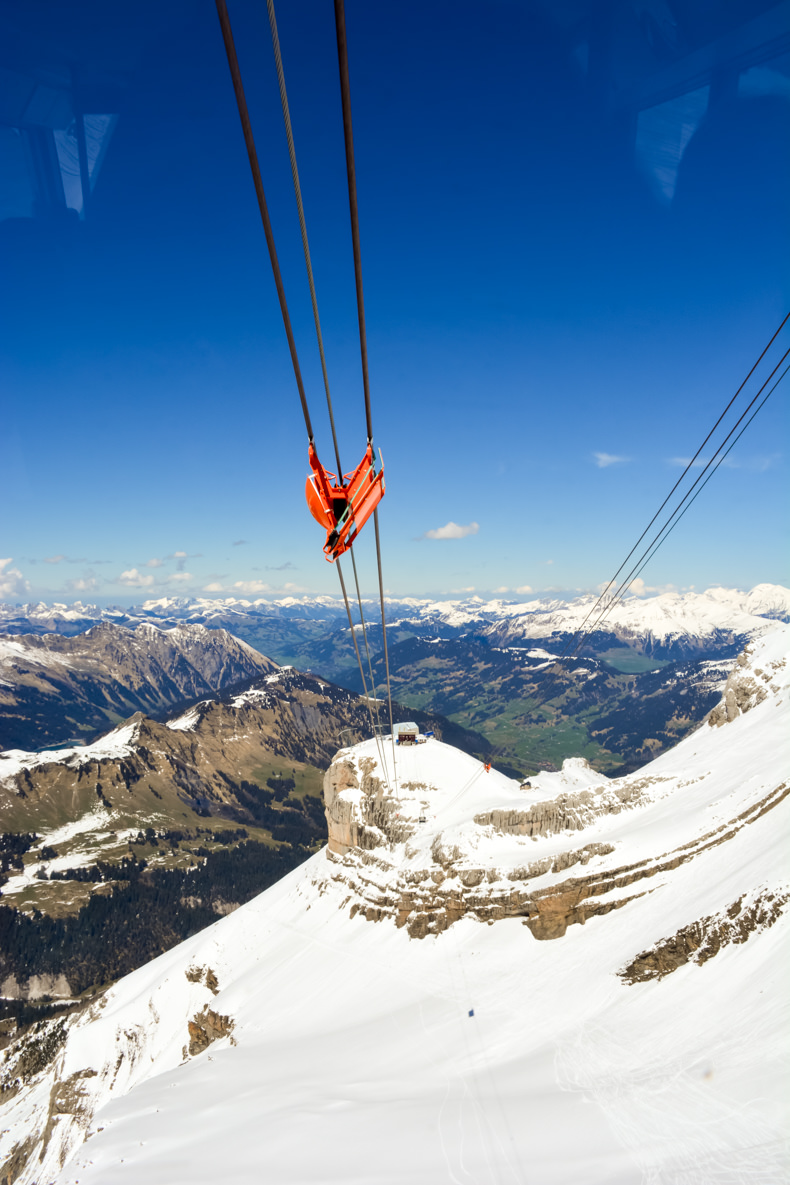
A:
482 586 790 653
1 631 788 1185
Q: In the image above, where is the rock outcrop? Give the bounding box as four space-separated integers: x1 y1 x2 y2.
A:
318 632 790 944
707 647 784 727
619 889 789 983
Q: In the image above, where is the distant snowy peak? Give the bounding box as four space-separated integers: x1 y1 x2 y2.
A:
0 585 787 659
0 620 276 680
703 582 790 621
484 586 790 656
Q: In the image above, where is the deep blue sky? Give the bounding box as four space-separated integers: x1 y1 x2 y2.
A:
2 0 788 604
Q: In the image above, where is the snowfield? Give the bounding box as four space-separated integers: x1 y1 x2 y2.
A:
1 631 788 1185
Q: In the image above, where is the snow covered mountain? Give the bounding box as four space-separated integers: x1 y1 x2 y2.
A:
2 628 787 1184
0 668 484 939
0 622 277 750
483 584 790 658
1 584 788 660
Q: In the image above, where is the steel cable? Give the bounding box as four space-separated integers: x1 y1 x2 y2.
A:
608 361 790 622
219 0 384 776
333 0 373 444
525 317 789 713
566 342 790 663
374 509 399 794
215 0 314 441
336 556 390 778
564 310 790 656
333 0 398 785
264 0 387 771
265 0 343 475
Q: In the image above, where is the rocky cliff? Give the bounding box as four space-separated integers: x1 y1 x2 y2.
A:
318 630 789 943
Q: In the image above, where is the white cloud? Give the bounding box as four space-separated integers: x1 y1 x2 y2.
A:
203 582 225 593
667 456 709 468
167 572 193 583
145 558 164 568
626 577 678 597
721 453 781 472
232 580 272 594
422 521 479 541
493 586 510 593
66 576 99 593
44 554 66 564
593 452 630 468
116 568 155 589
0 558 30 599
515 585 533 594
173 550 188 558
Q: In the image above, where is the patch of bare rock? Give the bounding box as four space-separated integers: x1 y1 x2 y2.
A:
619 889 789 983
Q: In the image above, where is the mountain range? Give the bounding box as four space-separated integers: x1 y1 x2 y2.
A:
2 584 788 662
1 624 786 1185
3 585 787 773
0 623 276 751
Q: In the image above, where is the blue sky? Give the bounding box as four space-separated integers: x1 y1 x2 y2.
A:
2 0 788 605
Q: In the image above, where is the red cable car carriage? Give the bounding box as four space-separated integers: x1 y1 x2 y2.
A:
305 443 385 561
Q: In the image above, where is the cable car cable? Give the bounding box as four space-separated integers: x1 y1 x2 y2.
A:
607 360 790 623
336 557 379 730
265 0 383 727
333 0 398 784
265 0 341 474
373 509 399 793
264 0 393 782
218 0 389 777
565 342 790 663
215 0 314 443
528 319 789 713
333 0 373 444
565 310 790 656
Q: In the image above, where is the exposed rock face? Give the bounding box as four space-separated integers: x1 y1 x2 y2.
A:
324 779 789 941
619 889 789 983
707 647 783 727
0 975 72 1001
186 1008 235 1057
323 757 413 855
318 632 790 944
474 779 652 838
185 966 219 994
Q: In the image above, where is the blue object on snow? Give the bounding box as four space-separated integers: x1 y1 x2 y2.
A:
468 1009 474 1017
